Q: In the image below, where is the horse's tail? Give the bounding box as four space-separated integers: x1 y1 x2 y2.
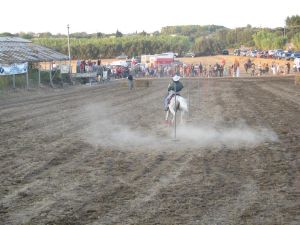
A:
178 96 188 112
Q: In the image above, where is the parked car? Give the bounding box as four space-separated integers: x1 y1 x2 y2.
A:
268 50 275 57
274 49 284 59
222 49 229 55
233 49 240 56
249 50 257 57
291 51 300 60
184 52 195 57
116 53 128 59
281 51 293 60
256 50 268 58
240 50 248 56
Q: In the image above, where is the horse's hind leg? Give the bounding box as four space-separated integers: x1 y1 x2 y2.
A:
180 111 185 125
169 107 176 124
165 110 173 126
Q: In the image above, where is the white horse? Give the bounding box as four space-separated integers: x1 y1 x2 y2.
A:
165 95 188 124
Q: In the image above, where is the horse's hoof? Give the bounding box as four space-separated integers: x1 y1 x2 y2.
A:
165 120 171 126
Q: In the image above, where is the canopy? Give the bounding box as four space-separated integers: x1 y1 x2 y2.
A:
0 37 69 64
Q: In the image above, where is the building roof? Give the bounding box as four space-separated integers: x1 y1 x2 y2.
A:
0 37 69 64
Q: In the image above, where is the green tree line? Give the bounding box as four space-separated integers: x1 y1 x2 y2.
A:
33 35 191 59
161 25 226 41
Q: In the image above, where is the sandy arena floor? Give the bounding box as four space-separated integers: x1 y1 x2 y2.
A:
0 76 299 225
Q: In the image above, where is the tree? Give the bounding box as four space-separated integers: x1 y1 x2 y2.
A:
285 15 300 28
193 37 222 56
70 32 90 38
116 30 123 38
96 32 104 38
0 32 14 37
20 33 34 39
291 32 300 50
139 30 147 36
253 30 287 49
39 32 53 38
285 15 300 39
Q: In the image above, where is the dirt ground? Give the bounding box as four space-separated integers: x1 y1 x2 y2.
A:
0 76 300 225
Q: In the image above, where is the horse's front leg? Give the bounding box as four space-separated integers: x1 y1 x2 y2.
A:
165 110 169 122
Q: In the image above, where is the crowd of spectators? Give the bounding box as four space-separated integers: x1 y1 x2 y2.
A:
74 56 300 84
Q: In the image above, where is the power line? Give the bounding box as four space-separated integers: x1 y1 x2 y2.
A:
67 24 71 74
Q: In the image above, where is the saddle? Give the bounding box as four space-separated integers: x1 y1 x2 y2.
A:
167 93 181 104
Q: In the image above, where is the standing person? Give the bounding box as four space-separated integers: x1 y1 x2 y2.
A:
258 63 262 76
219 65 224 77
294 58 300 72
271 63 276 75
127 73 134 90
276 63 280 75
228 65 232 77
199 63 203 76
223 65 228 76
251 63 256 76
163 75 184 111
76 59 81 73
191 64 195 76
286 62 290 74
234 58 240 77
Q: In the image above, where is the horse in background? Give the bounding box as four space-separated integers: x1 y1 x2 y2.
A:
165 95 188 124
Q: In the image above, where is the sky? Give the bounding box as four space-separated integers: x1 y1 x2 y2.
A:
1 0 299 35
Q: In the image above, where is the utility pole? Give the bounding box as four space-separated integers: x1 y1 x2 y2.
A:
174 83 177 141
67 24 71 74
235 28 237 45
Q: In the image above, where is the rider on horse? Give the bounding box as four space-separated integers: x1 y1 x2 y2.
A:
164 75 184 111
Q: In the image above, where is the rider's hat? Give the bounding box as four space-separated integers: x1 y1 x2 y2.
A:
172 75 180 82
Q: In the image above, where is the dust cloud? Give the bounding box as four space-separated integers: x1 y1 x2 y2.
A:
176 124 278 148
80 103 159 149
80 104 278 150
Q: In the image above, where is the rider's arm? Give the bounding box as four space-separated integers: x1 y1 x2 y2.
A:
167 83 173 91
